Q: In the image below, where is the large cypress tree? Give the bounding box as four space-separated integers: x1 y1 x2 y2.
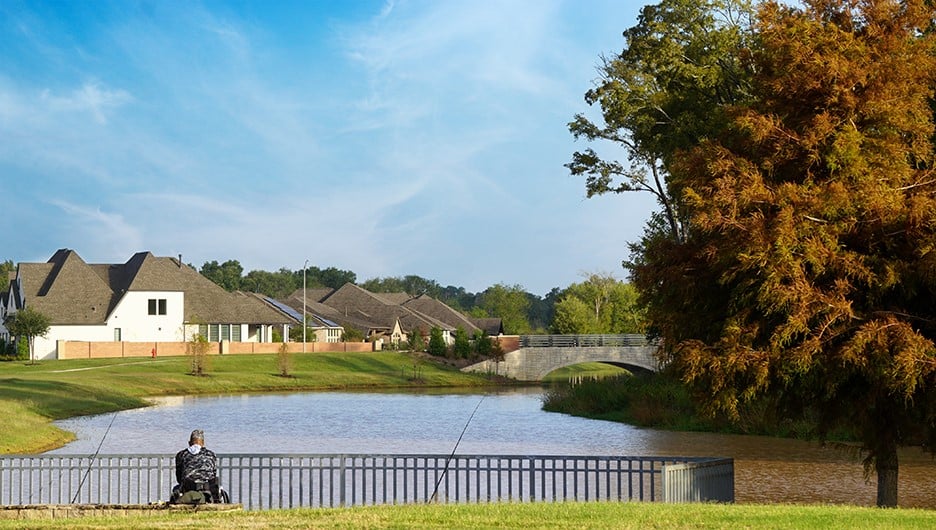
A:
629 0 936 507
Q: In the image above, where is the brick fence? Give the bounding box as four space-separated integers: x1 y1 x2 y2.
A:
57 340 375 360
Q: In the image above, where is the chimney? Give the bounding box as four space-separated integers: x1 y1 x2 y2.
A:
178 254 183 268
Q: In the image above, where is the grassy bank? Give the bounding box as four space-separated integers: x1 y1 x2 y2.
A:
542 373 835 438
0 352 501 454
1 501 934 529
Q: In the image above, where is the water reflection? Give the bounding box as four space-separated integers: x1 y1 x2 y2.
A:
48 388 936 508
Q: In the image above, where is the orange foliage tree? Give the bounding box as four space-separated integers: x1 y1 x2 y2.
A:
582 0 936 507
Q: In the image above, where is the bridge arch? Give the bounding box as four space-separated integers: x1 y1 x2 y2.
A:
542 360 655 379
463 335 660 382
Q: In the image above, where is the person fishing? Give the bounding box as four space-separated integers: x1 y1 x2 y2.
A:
172 429 222 503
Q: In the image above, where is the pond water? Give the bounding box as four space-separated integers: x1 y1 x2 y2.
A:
48 387 936 508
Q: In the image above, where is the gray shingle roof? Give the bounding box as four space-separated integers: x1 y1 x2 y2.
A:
19 249 290 325
319 283 456 334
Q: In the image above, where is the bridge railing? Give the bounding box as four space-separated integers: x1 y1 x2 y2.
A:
519 334 653 348
0 454 732 509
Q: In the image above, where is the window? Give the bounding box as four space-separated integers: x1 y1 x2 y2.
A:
114 328 122 341
148 298 167 316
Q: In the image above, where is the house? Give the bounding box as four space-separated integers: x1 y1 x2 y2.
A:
281 283 503 347
389 293 503 337
249 292 344 343
2 249 292 360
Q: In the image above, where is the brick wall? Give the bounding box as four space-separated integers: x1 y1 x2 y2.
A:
58 341 373 359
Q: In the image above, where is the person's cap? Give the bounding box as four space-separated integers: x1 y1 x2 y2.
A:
189 429 205 443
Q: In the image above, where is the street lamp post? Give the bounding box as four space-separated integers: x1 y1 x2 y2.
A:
303 259 308 353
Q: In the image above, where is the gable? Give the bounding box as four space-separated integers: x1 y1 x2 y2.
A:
19 250 114 325
17 250 290 326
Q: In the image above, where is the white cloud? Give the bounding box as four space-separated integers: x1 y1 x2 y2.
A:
48 199 143 259
40 81 132 124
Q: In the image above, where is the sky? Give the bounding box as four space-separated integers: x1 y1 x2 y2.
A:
0 0 656 296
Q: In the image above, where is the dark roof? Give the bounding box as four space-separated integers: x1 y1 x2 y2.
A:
18 249 290 325
286 287 334 304
470 317 504 336
319 284 457 334
399 294 481 334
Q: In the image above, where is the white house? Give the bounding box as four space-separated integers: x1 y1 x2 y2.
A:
2 249 292 360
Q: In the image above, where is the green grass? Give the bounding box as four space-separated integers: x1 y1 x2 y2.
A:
0 352 502 454
1 501 934 529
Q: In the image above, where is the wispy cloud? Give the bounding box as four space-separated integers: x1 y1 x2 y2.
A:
40 82 132 124
1 0 649 294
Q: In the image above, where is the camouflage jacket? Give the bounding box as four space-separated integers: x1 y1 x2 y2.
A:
175 445 218 485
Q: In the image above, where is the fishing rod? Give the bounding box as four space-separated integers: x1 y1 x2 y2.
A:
70 410 119 504
429 395 485 503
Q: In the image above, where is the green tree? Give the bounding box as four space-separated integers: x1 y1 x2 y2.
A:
407 330 425 352
627 0 936 507
428 327 447 357
0 259 14 279
551 296 595 334
473 331 494 356
244 268 297 298
452 327 471 359
4 307 51 364
568 0 754 242
299 266 357 290
477 283 531 334
341 326 365 342
200 260 243 291
554 275 645 333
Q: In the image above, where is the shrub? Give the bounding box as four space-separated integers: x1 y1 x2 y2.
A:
427 327 447 357
407 331 425 353
453 327 471 359
186 333 211 376
276 341 292 377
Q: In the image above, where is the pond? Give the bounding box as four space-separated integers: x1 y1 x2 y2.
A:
48 387 936 507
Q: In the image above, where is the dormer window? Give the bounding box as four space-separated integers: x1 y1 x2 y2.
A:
148 298 167 315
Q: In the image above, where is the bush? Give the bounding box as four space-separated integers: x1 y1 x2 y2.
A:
427 327 447 357
473 331 493 356
276 341 292 377
407 332 425 353
341 326 365 342
186 333 211 376
453 327 471 359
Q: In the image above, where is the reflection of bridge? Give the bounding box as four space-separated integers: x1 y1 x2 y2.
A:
462 334 659 381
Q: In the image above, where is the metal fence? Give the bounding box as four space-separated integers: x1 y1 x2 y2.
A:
519 335 653 348
0 454 733 509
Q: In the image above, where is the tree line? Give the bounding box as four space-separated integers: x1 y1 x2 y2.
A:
1 255 646 336
196 259 646 336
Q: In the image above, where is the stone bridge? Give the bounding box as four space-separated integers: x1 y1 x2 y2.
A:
462 334 660 381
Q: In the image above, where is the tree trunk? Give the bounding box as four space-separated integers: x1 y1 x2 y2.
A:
875 437 899 508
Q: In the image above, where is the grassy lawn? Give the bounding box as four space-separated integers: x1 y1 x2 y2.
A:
0 351 501 454
1 501 935 529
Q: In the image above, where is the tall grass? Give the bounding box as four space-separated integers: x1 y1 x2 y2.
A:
542 373 711 431
542 372 859 440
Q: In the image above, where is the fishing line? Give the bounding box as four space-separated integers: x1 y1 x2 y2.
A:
70 410 118 504
429 395 485 503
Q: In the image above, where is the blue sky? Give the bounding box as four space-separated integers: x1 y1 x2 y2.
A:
0 0 655 295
